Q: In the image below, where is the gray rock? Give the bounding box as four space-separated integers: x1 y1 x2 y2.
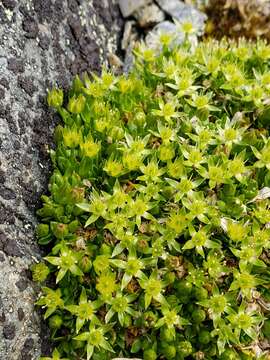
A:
108 53 124 73
122 21 140 73
119 0 152 18
121 20 137 50
123 42 136 74
0 0 122 359
156 0 207 34
134 3 165 28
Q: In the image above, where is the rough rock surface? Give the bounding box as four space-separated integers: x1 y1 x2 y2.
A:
134 3 165 28
118 0 152 18
0 1 122 359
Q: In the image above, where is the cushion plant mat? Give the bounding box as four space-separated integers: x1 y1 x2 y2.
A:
34 34 270 360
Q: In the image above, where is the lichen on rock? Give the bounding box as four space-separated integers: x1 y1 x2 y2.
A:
0 1 122 359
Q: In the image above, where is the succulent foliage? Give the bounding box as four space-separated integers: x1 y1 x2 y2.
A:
36 32 270 360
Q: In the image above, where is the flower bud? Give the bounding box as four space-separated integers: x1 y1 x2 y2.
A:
193 287 208 300
71 339 85 349
47 88 63 108
80 138 101 158
198 330 211 345
162 345 176 360
67 94 86 114
49 314 63 329
63 127 82 148
143 311 157 327
134 111 146 125
79 256 92 273
31 262 50 282
160 327 175 342
165 255 183 270
177 341 193 357
110 126 124 141
192 308 206 323
51 222 69 239
93 255 110 274
72 75 84 93
54 125 63 144
143 349 157 360
158 144 175 161
70 187 85 203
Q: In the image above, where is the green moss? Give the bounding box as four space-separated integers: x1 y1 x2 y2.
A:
35 34 270 359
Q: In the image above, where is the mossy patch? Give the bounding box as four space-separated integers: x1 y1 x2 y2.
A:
35 32 270 360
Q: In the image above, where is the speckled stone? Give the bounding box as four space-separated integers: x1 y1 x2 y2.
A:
0 0 123 359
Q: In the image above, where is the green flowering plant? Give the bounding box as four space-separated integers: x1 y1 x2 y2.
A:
65 287 101 333
35 34 270 360
104 291 138 326
74 322 114 360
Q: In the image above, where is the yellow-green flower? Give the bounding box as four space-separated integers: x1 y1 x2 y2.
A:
80 138 101 158
47 88 63 108
67 94 86 114
96 271 118 300
104 159 124 177
63 126 82 148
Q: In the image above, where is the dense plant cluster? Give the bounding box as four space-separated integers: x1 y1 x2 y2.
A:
34 31 270 360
